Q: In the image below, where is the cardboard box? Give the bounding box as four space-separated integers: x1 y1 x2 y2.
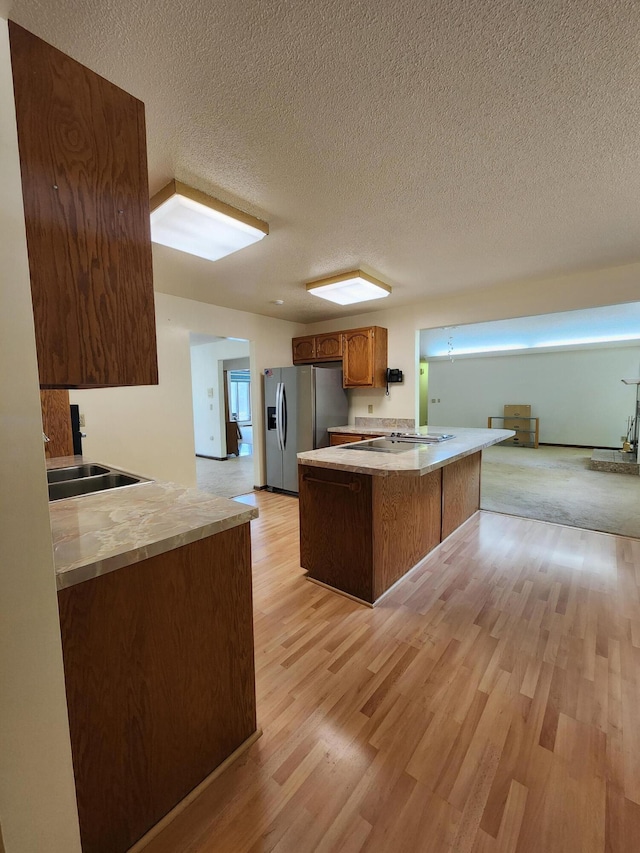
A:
502 430 533 446
503 418 530 431
504 404 531 418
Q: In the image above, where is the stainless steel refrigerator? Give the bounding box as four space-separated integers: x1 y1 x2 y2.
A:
264 365 349 493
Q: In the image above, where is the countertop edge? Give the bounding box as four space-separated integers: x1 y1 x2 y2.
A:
55 506 257 591
297 429 513 477
49 457 259 590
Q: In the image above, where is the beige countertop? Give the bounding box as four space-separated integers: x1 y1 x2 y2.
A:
47 457 258 590
298 427 513 476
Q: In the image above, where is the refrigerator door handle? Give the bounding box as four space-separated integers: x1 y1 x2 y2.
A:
275 382 284 451
281 384 288 449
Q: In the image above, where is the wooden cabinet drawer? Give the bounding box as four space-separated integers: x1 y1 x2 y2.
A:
329 433 364 445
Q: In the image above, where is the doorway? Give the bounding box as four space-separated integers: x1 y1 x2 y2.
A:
224 367 252 458
189 335 254 499
417 302 640 538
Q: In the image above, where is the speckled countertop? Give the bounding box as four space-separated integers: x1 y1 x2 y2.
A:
298 427 513 476
47 457 258 591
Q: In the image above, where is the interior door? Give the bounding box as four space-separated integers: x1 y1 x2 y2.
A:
223 370 239 456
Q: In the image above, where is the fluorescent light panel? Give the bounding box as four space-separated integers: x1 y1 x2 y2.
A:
306 270 391 305
150 180 268 262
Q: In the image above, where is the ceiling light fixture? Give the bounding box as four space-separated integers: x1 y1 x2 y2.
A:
306 270 392 305
150 180 268 262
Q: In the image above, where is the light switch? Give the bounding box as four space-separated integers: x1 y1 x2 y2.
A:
368 405 373 413
79 414 86 427
207 388 214 398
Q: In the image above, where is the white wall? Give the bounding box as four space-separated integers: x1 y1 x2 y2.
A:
72 291 305 487
0 18 82 852
425 344 640 447
191 339 249 458
304 262 640 425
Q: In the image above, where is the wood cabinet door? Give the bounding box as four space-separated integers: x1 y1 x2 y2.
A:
292 335 316 363
342 329 374 386
10 23 158 389
299 465 374 602
315 332 342 361
41 390 74 458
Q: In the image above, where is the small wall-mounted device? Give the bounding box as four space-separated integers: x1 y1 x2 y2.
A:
385 368 403 396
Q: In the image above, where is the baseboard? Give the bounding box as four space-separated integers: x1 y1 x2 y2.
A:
538 443 620 450
306 575 374 608
128 727 262 852
196 454 228 461
253 484 268 491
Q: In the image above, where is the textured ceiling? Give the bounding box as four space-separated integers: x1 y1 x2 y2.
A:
8 0 640 323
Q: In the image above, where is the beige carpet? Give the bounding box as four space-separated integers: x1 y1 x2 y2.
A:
195 452 254 499
481 444 640 538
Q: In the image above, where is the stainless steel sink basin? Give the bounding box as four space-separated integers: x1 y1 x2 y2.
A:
47 464 109 484
47 464 150 501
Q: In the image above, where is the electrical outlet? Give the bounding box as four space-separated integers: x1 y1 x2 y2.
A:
210 435 214 441
368 405 373 413
79 414 86 427
621 435 627 442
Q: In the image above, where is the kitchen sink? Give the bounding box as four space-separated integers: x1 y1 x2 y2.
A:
47 464 150 501
47 464 110 483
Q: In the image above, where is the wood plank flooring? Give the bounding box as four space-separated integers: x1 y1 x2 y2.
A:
143 493 640 853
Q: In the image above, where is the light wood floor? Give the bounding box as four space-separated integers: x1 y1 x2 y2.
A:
144 493 640 853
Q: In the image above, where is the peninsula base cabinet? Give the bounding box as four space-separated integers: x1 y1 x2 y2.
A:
299 452 481 605
58 525 257 853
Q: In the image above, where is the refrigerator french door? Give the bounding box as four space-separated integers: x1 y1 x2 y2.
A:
264 365 348 493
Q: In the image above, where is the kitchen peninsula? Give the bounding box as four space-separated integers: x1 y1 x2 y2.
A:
48 457 259 853
298 427 512 605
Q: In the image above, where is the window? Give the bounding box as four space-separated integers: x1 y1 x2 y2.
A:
229 370 251 423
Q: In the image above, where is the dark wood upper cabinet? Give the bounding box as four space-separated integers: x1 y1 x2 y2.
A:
9 22 158 389
292 326 387 388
